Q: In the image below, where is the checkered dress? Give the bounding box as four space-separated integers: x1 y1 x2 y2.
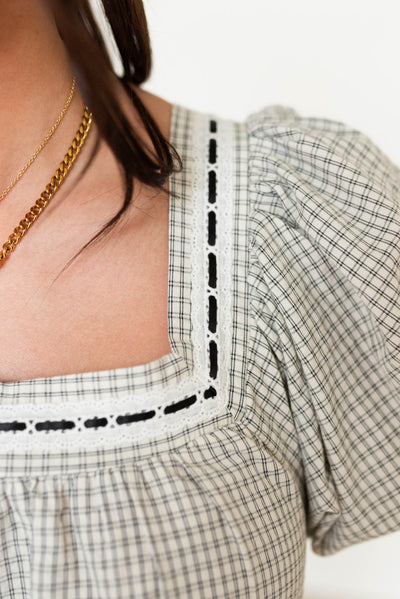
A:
0 102 399 598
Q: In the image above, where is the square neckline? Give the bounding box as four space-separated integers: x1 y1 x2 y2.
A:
0 102 195 401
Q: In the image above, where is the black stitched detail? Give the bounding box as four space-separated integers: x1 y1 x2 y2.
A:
209 139 217 164
83 417 107 429
208 295 217 333
0 421 26 432
204 386 217 399
0 122 222 438
116 411 156 424
207 123 219 385
0 387 218 434
164 394 197 414
208 171 216 204
208 211 216 246
209 341 218 379
208 253 217 288
36 419 76 432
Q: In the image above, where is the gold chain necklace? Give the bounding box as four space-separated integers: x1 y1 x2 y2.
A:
0 106 93 265
0 77 76 202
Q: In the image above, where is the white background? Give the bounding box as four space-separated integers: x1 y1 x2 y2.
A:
91 1 400 597
141 0 400 166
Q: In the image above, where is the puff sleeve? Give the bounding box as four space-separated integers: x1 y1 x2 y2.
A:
245 105 400 556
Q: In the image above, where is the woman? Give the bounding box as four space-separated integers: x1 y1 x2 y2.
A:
1 1 399 597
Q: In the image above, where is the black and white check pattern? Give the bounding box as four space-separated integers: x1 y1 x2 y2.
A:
245 104 400 557
0 102 399 598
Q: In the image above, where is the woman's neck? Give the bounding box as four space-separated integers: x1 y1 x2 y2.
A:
0 1 87 194
0 0 173 231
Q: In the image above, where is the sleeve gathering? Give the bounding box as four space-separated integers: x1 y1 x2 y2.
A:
245 104 400 555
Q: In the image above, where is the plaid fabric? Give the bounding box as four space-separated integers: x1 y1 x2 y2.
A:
245 104 400 558
0 102 399 598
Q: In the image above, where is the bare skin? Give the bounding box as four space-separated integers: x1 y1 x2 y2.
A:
0 0 174 382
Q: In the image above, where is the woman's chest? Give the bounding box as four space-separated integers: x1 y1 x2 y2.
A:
0 107 247 456
0 194 172 383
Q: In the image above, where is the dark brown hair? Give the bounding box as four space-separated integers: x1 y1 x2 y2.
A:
48 0 182 276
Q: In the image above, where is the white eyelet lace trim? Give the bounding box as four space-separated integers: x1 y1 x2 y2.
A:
0 112 234 451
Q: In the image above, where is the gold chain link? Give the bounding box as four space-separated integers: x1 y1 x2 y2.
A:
0 77 76 202
0 106 93 265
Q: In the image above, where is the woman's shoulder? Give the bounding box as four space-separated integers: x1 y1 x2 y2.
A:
241 106 400 557
115 83 174 148
244 103 399 186
244 103 400 380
